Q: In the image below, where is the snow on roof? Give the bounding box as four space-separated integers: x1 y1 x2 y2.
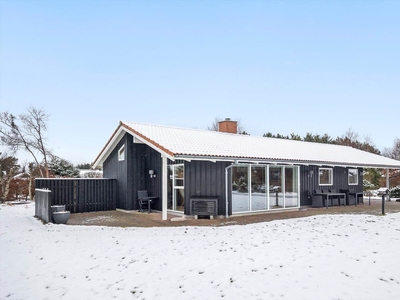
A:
92 121 400 169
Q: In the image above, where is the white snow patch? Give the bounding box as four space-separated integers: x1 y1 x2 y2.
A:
1 203 400 299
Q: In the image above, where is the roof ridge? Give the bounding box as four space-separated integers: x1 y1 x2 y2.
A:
121 121 367 149
121 121 242 136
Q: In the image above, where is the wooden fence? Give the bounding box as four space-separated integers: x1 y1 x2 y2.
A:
35 178 116 213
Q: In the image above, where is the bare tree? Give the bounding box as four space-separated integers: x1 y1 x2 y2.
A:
207 117 222 131
336 128 359 147
0 107 52 177
383 138 400 160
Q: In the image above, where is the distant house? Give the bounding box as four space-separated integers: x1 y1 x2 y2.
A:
79 169 103 178
92 119 400 220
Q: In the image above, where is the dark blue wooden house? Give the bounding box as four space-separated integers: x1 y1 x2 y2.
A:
92 119 400 220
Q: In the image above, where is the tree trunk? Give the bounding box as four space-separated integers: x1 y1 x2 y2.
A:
3 173 13 201
28 175 33 201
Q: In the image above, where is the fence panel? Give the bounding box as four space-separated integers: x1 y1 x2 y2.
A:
35 179 116 213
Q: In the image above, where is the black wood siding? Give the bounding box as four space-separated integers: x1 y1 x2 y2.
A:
103 133 364 212
103 133 163 211
130 143 162 211
299 166 363 206
103 135 130 209
184 160 231 216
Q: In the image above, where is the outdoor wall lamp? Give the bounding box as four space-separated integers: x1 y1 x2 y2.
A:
149 170 156 178
309 170 313 177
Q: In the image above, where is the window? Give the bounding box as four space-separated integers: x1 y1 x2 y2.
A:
118 145 125 161
167 164 184 212
348 169 358 185
232 165 249 212
319 168 333 185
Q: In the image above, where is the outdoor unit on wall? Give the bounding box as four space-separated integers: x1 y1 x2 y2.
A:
190 197 218 219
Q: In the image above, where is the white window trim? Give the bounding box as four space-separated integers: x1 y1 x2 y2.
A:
118 145 125 161
348 169 358 185
319 167 333 186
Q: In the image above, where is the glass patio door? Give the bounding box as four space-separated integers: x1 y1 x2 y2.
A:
168 164 185 212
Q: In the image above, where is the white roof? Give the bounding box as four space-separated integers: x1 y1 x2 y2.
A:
93 121 400 169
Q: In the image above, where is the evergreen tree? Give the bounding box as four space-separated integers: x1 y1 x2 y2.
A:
76 163 92 169
0 153 20 202
49 157 80 178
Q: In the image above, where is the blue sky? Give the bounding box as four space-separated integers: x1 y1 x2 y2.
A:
1 0 399 165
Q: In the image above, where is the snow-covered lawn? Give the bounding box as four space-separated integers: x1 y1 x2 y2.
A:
1 203 400 300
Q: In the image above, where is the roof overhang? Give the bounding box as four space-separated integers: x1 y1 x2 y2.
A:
173 155 400 169
93 121 400 170
92 122 175 169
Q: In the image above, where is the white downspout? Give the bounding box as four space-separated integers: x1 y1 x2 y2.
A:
225 165 233 219
162 155 168 220
297 166 301 208
225 167 229 219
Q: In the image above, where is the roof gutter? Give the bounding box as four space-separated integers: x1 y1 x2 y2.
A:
173 155 400 169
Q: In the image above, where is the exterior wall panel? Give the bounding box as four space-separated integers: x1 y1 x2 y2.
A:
104 133 365 212
184 160 231 216
103 135 128 209
299 166 364 206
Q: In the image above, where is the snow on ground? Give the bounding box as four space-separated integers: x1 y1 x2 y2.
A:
1 204 400 300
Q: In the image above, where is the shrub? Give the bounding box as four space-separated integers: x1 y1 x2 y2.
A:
390 186 400 198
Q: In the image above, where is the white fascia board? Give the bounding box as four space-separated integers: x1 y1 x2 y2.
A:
92 127 125 169
172 155 400 169
124 128 175 161
133 136 145 144
175 155 235 163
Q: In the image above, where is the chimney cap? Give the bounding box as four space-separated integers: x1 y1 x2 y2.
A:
224 117 231 121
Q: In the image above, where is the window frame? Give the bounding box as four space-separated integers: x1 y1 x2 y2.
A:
118 145 125 161
319 168 333 186
348 168 358 185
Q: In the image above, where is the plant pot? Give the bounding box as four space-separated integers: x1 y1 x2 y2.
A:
51 205 66 222
53 211 70 224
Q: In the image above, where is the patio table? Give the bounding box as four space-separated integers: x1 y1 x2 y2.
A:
313 192 347 209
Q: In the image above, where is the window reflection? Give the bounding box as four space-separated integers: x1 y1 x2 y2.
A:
231 165 299 213
251 166 267 211
269 166 283 209
232 166 249 212
284 167 298 207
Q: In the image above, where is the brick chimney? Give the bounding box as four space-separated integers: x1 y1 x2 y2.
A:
218 118 237 134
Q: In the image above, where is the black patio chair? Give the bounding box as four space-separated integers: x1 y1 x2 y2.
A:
313 189 332 207
340 189 355 205
329 189 345 206
312 195 324 208
137 190 157 213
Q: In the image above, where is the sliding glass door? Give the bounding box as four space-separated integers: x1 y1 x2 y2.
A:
231 165 249 213
251 166 267 211
284 167 298 208
231 164 299 214
269 166 283 209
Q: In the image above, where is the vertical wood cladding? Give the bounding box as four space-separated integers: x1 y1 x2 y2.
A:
35 178 116 213
103 135 129 210
103 133 163 211
103 133 365 212
300 166 363 206
130 142 162 211
184 160 231 216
